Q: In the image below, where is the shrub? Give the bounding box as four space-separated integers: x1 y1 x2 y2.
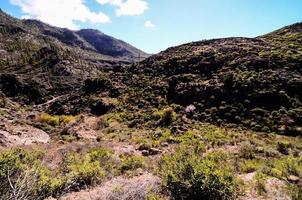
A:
240 159 264 173
60 115 77 125
37 113 60 126
37 113 76 126
287 183 302 200
0 148 45 199
0 147 116 198
63 147 117 188
153 108 176 126
65 153 105 187
158 146 237 200
239 143 256 159
276 142 291 155
270 156 302 178
0 96 6 108
120 155 146 173
89 147 116 173
261 156 302 181
254 172 267 195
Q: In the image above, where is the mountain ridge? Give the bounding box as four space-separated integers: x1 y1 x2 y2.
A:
0 9 149 60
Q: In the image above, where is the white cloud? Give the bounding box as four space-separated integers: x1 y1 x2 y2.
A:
144 20 155 28
10 0 111 29
97 0 148 16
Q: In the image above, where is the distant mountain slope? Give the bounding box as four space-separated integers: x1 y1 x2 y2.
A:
77 29 148 59
21 19 149 59
0 9 148 104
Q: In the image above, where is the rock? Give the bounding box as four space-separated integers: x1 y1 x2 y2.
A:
149 148 162 155
161 142 169 147
141 150 150 156
287 175 300 183
152 130 163 138
0 124 50 147
137 143 151 151
141 148 162 156
27 113 36 120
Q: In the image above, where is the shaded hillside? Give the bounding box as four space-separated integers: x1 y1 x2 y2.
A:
129 23 302 135
0 10 148 106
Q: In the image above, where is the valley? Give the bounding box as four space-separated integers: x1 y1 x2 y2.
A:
0 9 301 200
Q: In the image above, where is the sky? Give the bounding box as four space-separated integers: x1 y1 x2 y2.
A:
1 0 302 54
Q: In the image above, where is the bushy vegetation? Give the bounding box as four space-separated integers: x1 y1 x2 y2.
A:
0 147 117 199
37 113 77 126
120 155 146 173
153 107 176 126
158 145 238 200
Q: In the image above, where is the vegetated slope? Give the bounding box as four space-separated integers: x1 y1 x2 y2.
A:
130 23 302 135
1 7 302 135
1 11 302 199
0 9 148 105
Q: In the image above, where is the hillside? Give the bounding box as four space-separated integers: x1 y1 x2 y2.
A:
129 23 302 135
0 9 148 105
0 9 302 200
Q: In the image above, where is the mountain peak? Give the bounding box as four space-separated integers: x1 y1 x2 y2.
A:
78 29 104 35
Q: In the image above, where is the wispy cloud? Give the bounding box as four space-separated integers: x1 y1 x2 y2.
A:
10 0 110 29
97 0 148 16
144 20 155 29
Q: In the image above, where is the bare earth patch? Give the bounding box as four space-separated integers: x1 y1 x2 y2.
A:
53 173 160 200
0 124 50 148
238 173 291 200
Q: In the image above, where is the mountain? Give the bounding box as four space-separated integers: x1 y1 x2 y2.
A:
128 23 302 134
1 8 302 135
0 9 302 200
0 10 149 60
0 9 148 105
21 19 148 60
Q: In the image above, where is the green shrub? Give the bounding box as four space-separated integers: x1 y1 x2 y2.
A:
260 156 302 183
239 143 256 159
158 146 237 200
287 183 302 200
153 108 176 126
0 148 45 199
37 113 76 126
269 156 302 178
254 172 267 195
0 97 6 108
65 153 105 187
276 142 291 155
0 147 116 198
120 155 146 173
37 113 60 126
240 159 264 173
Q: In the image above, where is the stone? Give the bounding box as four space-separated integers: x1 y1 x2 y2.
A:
161 142 169 147
287 175 300 183
149 148 162 155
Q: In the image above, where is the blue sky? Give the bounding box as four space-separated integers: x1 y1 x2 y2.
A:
1 0 302 53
